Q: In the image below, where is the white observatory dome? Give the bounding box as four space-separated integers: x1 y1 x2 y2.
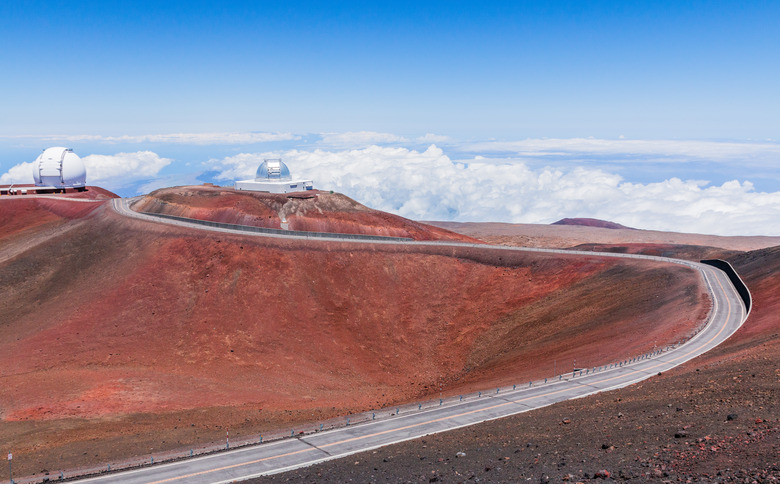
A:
32 147 87 188
235 157 312 193
255 159 292 181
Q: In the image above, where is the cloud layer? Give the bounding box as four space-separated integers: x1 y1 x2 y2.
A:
82 151 172 187
0 151 171 193
3 134 779 236
214 144 780 236
318 131 452 149
462 138 780 165
2 132 298 145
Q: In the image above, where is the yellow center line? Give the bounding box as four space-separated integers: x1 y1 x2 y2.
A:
147 448 316 484
146 267 736 484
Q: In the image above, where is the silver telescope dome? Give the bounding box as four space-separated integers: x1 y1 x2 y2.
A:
255 159 291 181
32 147 87 188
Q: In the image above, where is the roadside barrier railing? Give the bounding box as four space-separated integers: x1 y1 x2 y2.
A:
135 210 414 242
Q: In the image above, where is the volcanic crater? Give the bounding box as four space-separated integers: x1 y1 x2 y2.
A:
0 187 710 478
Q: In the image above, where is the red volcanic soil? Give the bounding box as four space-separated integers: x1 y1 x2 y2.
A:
0 185 116 201
0 188 116 266
0 197 709 479
133 185 474 241
263 236 780 482
552 217 632 230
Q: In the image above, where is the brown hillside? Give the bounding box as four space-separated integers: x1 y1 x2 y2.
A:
133 185 474 241
0 198 708 478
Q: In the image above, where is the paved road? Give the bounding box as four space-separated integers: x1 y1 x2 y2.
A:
69 199 747 484
0 194 108 202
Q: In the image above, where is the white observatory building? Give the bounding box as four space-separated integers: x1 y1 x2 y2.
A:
235 159 313 194
32 147 87 190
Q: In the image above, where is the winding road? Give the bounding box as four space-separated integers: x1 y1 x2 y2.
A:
65 198 748 483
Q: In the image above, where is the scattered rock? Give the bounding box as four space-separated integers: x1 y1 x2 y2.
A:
594 469 611 479
456 451 466 458
675 431 687 438
727 413 738 421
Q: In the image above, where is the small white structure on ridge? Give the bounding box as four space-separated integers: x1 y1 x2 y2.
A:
32 147 87 189
235 159 313 194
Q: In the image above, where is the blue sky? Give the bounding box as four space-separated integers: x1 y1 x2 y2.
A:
2 1 779 235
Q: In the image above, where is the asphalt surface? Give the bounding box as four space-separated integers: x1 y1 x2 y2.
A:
68 199 747 484
0 194 107 202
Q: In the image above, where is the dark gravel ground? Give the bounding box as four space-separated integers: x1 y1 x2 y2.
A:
253 348 778 483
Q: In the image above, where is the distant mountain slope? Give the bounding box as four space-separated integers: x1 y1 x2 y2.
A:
427 221 780 251
552 217 632 229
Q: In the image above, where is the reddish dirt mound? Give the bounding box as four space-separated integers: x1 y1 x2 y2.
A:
552 217 632 229
0 199 708 478
133 185 474 241
0 192 115 267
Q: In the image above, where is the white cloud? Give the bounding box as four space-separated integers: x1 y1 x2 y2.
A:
318 131 409 148
0 162 35 185
317 131 452 149
417 133 452 143
82 151 172 185
462 137 780 164
212 145 780 236
2 132 298 145
0 150 172 194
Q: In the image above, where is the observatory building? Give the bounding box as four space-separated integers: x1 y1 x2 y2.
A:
235 159 313 194
32 147 87 190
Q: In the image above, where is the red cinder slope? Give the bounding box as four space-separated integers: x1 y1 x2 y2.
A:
133 185 475 241
0 196 708 477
